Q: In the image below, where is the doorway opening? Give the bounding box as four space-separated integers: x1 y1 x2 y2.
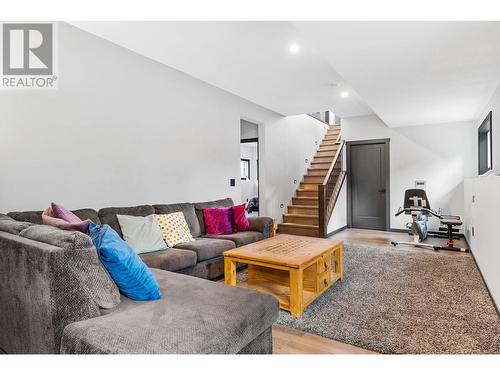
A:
347 139 390 231
240 119 259 217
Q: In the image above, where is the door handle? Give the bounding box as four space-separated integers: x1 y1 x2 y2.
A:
378 189 386 193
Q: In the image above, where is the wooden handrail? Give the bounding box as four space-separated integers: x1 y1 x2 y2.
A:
318 139 345 238
321 140 344 185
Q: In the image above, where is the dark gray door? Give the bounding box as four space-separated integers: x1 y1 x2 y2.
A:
348 140 389 230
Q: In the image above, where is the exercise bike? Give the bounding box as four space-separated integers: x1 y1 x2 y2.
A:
391 189 468 252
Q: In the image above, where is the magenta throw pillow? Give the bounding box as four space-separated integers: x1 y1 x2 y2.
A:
232 204 249 232
202 207 234 235
42 205 89 233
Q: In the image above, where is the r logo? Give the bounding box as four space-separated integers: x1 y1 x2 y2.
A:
2 23 53 75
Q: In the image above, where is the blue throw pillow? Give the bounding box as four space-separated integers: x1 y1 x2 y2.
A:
88 220 162 301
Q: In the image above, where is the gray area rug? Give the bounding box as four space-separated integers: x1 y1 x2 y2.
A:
239 244 500 354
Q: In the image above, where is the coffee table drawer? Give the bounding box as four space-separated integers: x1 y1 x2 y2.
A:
318 271 333 292
318 253 331 273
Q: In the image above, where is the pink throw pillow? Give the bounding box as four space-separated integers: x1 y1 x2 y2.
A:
232 204 249 232
202 207 234 235
42 206 89 233
51 202 83 224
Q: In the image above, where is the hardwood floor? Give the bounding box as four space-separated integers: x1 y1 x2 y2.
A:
272 325 374 354
267 229 468 354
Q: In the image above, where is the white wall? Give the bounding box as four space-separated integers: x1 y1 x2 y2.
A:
341 115 476 230
464 176 500 309
262 115 328 221
462 83 500 310
0 22 327 224
327 183 347 234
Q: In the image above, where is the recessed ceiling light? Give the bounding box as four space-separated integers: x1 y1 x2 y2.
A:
289 43 301 54
340 91 349 98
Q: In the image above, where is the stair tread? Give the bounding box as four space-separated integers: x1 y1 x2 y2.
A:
288 204 318 209
283 213 319 218
278 223 319 229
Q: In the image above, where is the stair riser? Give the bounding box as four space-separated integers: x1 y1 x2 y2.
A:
307 169 328 176
292 197 318 205
326 131 340 137
316 150 337 157
321 141 338 147
313 157 334 163
288 206 318 215
300 183 319 191
296 190 318 198
278 225 319 237
303 176 324 183
318 146 338 152
283 216 319 226
310 162 331 168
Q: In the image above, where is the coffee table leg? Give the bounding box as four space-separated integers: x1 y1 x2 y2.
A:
289 269 303 317
338 246 344 280
224 257 237 286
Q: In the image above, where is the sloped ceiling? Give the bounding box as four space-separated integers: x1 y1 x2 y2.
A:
71 21 500 127
69 21 373 118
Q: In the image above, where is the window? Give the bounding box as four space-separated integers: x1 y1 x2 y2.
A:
240 159 250 180
478 111 493 175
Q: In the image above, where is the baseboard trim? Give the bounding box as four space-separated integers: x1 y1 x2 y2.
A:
327 225 347 237
469 248 500 316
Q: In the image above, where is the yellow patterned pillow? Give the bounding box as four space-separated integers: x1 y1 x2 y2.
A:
154 212 195 247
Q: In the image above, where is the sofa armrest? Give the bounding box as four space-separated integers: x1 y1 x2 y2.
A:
248 217 274 238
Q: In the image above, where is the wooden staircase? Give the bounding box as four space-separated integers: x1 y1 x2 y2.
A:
278 124 346 238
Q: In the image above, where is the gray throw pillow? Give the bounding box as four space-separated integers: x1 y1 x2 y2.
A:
117 214 168 254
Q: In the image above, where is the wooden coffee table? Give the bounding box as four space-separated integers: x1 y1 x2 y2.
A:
223 234 343 317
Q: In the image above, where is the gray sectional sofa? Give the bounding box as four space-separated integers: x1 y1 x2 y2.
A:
0 198 278 354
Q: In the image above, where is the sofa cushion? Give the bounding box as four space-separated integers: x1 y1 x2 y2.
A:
153 203 201 238
117 214 167 254
88 221 161 301
8 210 44 224
20 224 94 250
155 212 195 247
194 198 234 235
202 207 234 235
203 231 264 247
17 224 120 310
139 248 197 272
232 204 249 232
98 205 154 238
174 237 235 262
60 269 279 354
7 209 100 225
0 214 33 235
42 207 89 233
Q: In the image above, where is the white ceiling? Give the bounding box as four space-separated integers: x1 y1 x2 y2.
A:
69 21 373 118
71 21 500 127
293 21 500 127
